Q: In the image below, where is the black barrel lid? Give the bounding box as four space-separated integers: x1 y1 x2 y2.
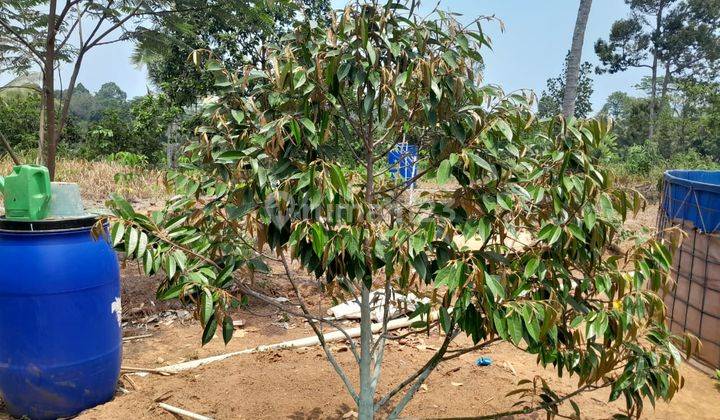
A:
0 215 100 232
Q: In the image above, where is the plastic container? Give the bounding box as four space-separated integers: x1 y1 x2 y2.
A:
48 182 86 218
662 170 720 232
0 165 52 221
0 216 122 419
659 170 720 368
388 143 418 186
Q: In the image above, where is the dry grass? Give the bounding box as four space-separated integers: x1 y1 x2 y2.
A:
0 156 167 210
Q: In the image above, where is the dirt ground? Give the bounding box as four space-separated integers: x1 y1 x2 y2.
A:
3 199 720 419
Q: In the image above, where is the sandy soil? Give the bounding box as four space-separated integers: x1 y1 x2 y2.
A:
79 320 720 420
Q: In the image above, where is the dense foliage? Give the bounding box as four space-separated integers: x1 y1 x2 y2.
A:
133 0 330 106
594 0 720 141
0 82 182 163
109 1 692 418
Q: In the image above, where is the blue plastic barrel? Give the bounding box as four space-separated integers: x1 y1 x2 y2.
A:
0 216 121 419
388 143 418 185
663 170 720 233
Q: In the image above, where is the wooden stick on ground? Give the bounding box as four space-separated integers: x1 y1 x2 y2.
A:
157 314 433 374
121 366 172 376
158 402 213 420
122 333 153 342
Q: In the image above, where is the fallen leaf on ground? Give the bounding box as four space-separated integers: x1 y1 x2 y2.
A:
451 382 463 387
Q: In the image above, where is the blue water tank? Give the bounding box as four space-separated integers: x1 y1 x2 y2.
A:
0 216 121 419
663 170 720 233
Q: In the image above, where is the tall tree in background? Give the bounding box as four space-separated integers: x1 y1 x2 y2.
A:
562 0 593 118
595 0 720 139
132 0 330 107
538 55 594 119
0 0 176 179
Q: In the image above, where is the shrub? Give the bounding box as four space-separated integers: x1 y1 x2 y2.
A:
624 144 659 175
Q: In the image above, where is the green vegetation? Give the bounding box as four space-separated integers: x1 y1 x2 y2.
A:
109 2 691 419
1 1 719 417
1 80 182 163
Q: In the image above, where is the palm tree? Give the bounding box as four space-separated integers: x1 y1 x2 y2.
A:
562 0 593 118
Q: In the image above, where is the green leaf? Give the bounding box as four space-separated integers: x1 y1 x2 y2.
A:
508 313 523 345
201 288 214 324
222 315 234 345
111 222 125 247
493 311 508 340
524 257 540 278
231 110 245 124
201 314 218 345
486 275 505 300
434 261 464 292
584 207 597 230
217 151 244 161
494 119 513 141
137 232 148 258
439 306 452 334
126 228 138 257
567 224 586 243
366 41 377 65
437 159 452 184
300 117 316 134
143 250 153 276
311 224 326 257
157 282 184 301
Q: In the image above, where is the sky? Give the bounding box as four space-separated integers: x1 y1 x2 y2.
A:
1 0 647 113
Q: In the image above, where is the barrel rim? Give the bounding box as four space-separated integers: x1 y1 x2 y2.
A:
664 170 720 193
0 215 100 232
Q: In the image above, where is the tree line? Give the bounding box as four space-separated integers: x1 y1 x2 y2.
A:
540 0 719 175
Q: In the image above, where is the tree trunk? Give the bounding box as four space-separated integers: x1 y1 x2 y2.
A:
648 6 664 140
562 0 593 118
660 62 671 102
38 102 45 165
358 283 374 420
42 0 58 180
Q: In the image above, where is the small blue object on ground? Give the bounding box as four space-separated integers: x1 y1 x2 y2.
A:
475 357 492 366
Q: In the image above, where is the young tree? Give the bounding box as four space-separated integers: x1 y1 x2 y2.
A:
110 1 690 418
562 0 593 118
595 0 720 139
538 56 594 119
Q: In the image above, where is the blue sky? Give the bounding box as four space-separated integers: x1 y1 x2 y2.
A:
2 0 647 113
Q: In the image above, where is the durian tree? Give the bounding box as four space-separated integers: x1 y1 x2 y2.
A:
109 1 692 418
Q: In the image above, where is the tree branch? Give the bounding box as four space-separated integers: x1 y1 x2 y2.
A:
446 382 612 420
386 328 459 418
236 273 361 404
0 131 22 165
0 18 44 60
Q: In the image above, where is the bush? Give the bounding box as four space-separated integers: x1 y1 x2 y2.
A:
0 94 41 152
107 151 148 167
76 94 183 163
624 144 660 175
